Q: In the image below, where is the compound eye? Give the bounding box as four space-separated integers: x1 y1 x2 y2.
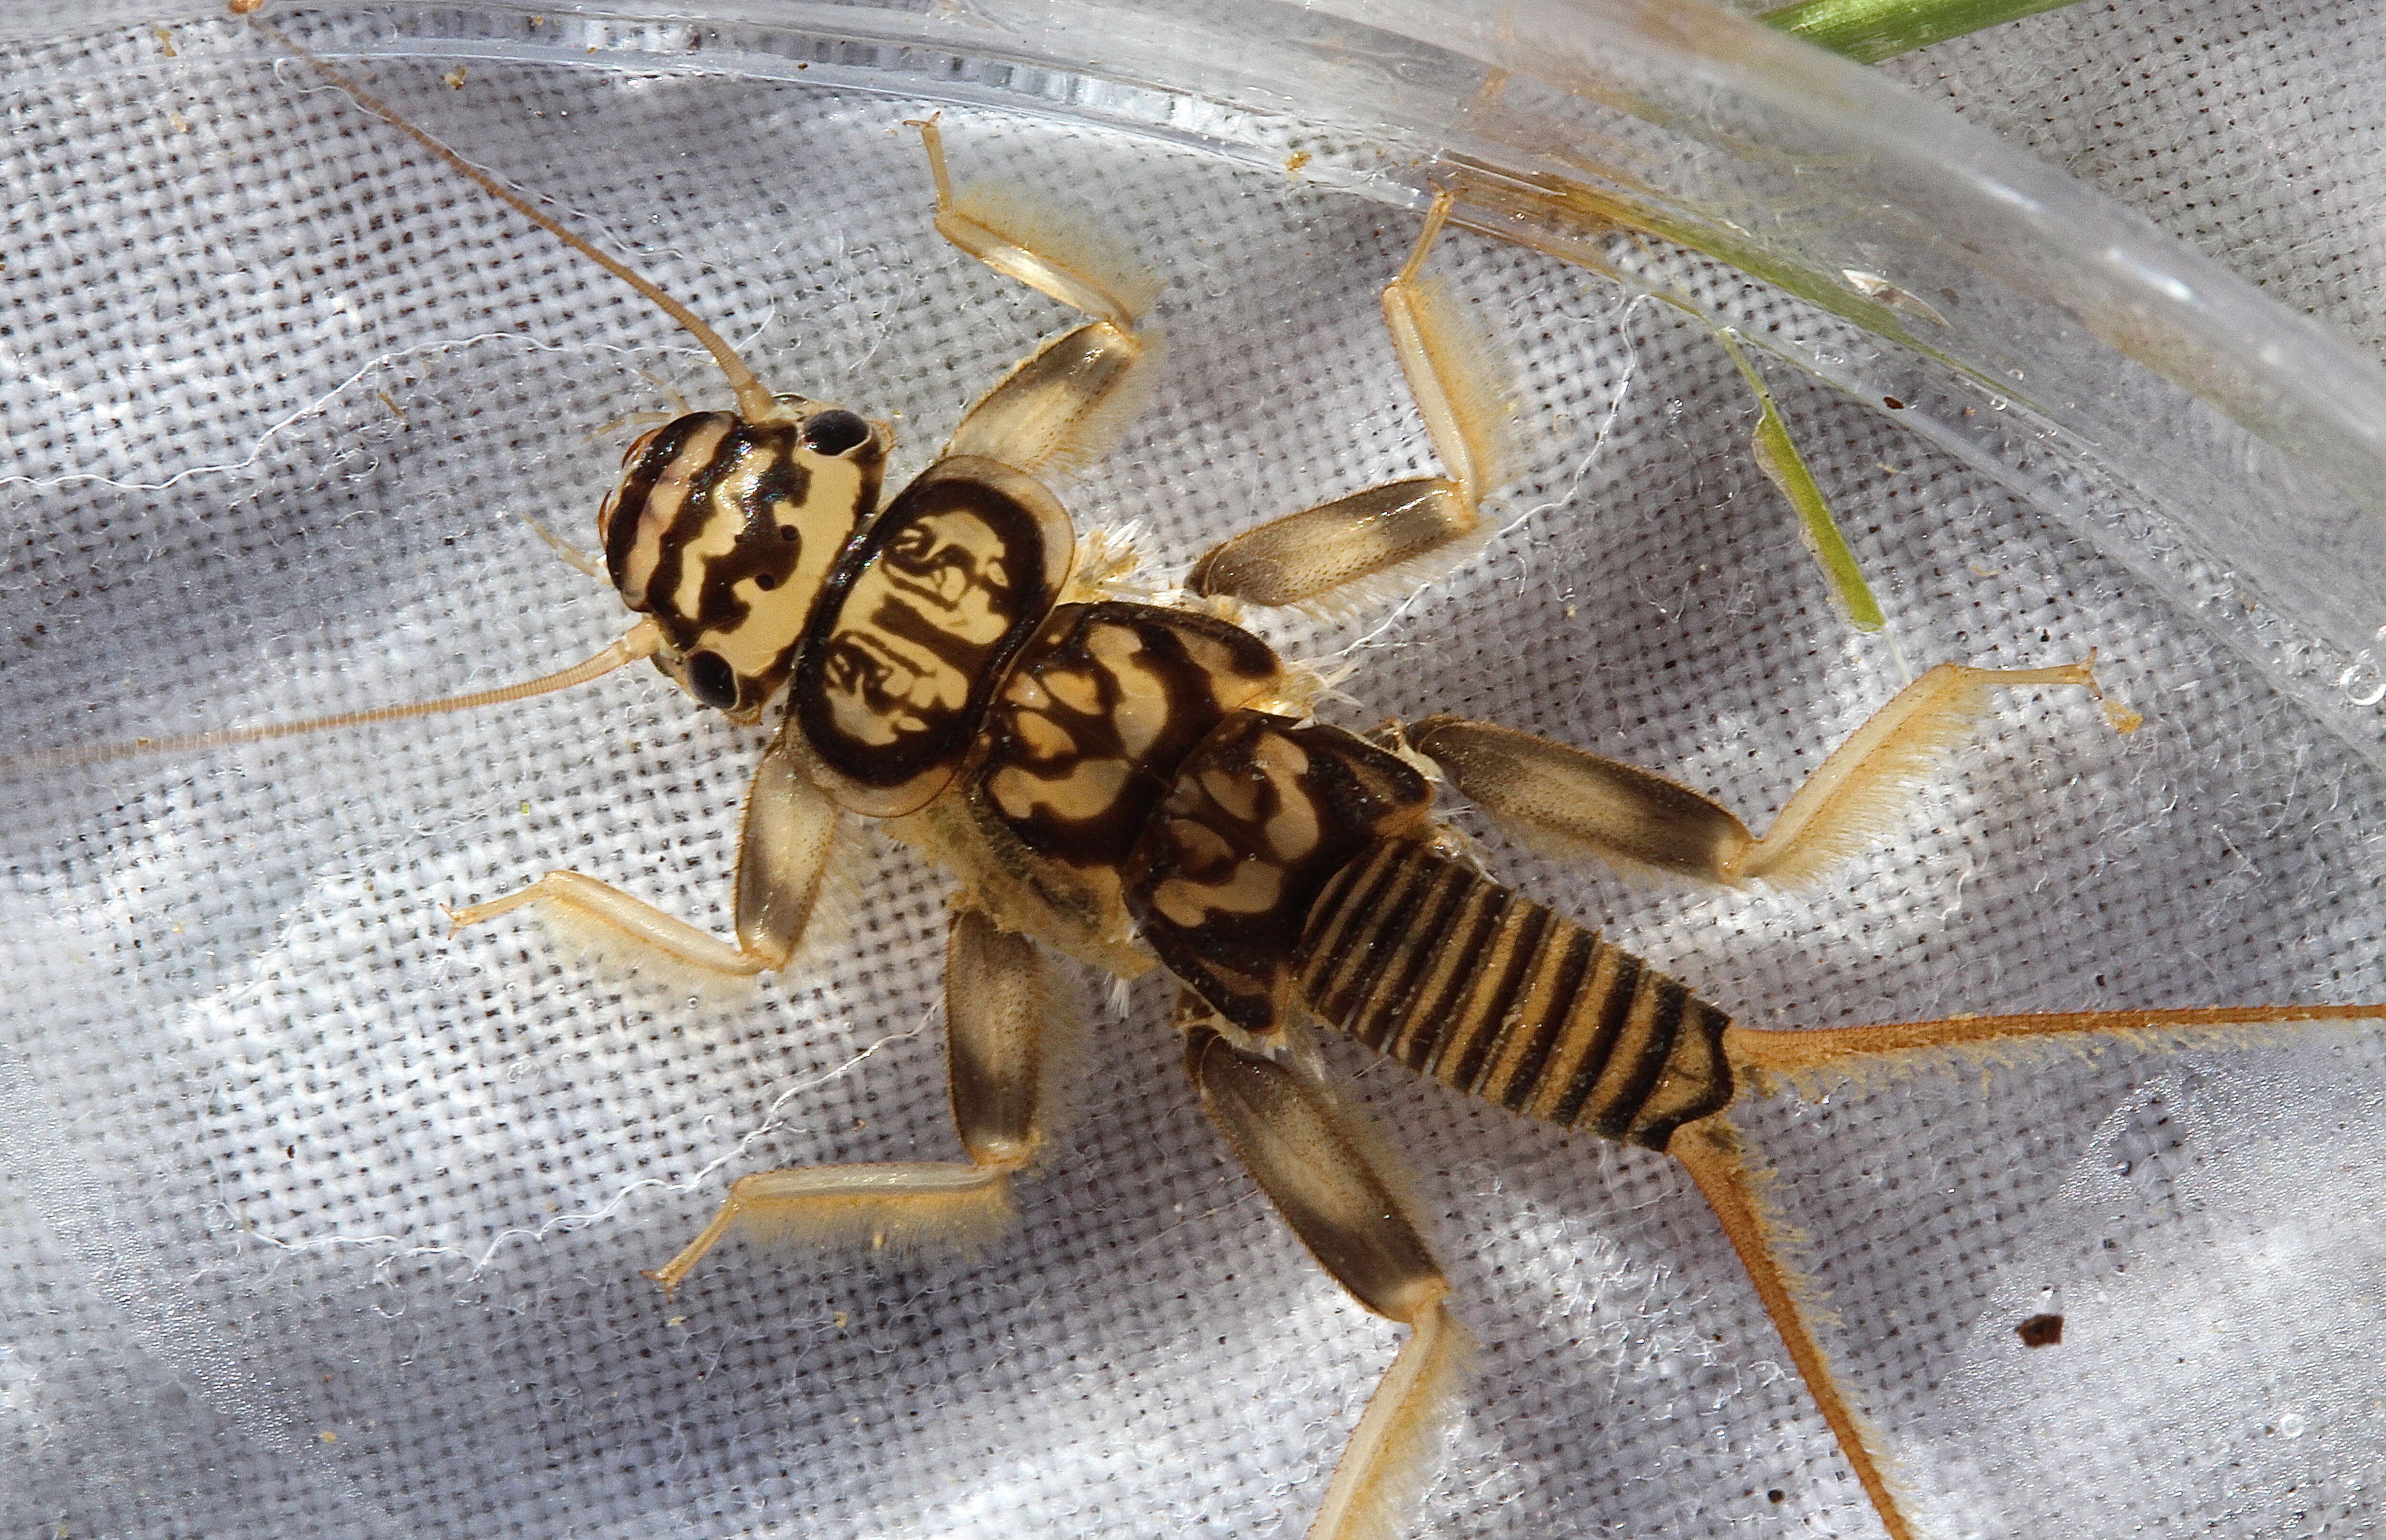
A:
685 650 740 712
802 409 872 456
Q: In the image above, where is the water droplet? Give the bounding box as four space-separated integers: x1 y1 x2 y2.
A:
2337 652 2386 707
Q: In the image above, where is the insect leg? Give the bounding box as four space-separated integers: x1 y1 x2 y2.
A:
641 902 1079 1294
447 716 840 976
1184 1006 1471 1540
1410 659 2105 888
915 119 1159 479
518 513 608 582
1188 190 1497 613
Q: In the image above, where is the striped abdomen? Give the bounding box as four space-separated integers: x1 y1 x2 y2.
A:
1296 842 1734 1151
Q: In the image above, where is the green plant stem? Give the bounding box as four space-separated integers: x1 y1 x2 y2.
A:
1760 0 2085 64
1710 332 1888 633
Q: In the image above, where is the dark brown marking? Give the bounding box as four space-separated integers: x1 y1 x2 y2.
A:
1301 842 1409 1031
693 444 816 629
597 410 883 714
1380 862 1481 1074
607 416 823 643
2016 1313 2065 1348
1296 843 1734 1150
1470 916 1584 1112
1125 716 1434 1036
648 427 749 640
1425 883 1517 1093
1494 924 1601 1118
793 459 1070 817
1630 1006 1735 1146
977 602 1281 877
1453 902 1553 1098
1466 906 1564 1110
1585 977 1690 1140
864 585 999 673
1542 956 1645 1129
1350 854 1458 1064
600 411 727 590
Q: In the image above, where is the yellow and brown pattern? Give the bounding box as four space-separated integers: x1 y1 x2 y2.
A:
979 601 1283 877
792 456 1074 818
1123 715 1433 1035
598 408 884 719
1296 841 1734 1150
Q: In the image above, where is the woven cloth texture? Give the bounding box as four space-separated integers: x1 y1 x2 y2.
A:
2 5 2381 1539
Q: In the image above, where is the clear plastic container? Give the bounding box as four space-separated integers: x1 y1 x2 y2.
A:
2 3 2380 1539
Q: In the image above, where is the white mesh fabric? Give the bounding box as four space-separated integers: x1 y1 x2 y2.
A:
1879 0 2386 361
2 6 2383 1540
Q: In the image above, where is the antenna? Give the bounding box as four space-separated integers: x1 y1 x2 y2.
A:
0 621 665 777
243 8 779 420
7 7 776 780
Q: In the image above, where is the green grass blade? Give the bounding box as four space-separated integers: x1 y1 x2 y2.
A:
1716 333 1888 632
1760 0 2086 64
